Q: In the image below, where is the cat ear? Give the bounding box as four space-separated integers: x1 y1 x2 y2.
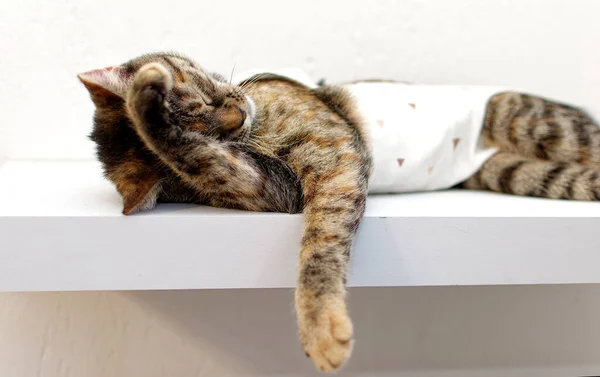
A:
119 170 163 216
120 175 162 215
78 66 131 102
109 166 163 215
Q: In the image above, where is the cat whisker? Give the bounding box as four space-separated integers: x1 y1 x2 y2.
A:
229 61 237 85
238 73 268 92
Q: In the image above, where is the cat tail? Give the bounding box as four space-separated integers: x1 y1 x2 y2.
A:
462 151 600 200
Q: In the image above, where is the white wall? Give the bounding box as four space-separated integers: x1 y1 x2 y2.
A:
2 286 600 377
1 0 599 159
2 0 600 376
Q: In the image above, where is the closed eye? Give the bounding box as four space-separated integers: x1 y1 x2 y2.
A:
185 102 204 114
198 93 213 105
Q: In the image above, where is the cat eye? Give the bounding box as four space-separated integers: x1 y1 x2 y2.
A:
190 102 204 111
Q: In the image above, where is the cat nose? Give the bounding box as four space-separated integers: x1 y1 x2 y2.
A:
237 108 247 123
219 106 247 133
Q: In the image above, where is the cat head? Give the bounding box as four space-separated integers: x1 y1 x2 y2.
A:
78 52 254 214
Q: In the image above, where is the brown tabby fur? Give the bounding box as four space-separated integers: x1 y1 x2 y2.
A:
464 92 600 199
79 52 600 373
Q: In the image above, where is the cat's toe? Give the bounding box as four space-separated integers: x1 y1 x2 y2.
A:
128 63 174 110
133 62 173 93
297 295 354 373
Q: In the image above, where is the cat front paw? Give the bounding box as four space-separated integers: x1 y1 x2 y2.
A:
132 62 173 93
296 290 354 373
128 63 173 110
127 63 175 129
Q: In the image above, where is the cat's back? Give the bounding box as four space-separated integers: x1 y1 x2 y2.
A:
239 70 371 170
237 68 502 194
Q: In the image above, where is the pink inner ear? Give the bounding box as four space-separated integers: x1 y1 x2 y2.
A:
92 66 116 76
78 66 116 81
77 66 130 98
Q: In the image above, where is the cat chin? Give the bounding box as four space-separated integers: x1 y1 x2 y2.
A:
228 124 251 143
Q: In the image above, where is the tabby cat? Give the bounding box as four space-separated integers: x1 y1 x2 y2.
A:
78 52 600 373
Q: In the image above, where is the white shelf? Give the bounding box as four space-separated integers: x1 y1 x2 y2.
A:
1 159 600 292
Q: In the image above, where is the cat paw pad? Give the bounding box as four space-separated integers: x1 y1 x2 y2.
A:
298 297 354 373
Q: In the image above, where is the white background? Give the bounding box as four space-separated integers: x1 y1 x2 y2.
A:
1 0 600 376
1 0 600 160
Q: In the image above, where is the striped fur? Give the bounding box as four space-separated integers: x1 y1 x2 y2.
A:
80 53 370 373
80 53 600 374
464 92 600 199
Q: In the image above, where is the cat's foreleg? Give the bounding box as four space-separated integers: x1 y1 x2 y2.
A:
295 160 368 372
